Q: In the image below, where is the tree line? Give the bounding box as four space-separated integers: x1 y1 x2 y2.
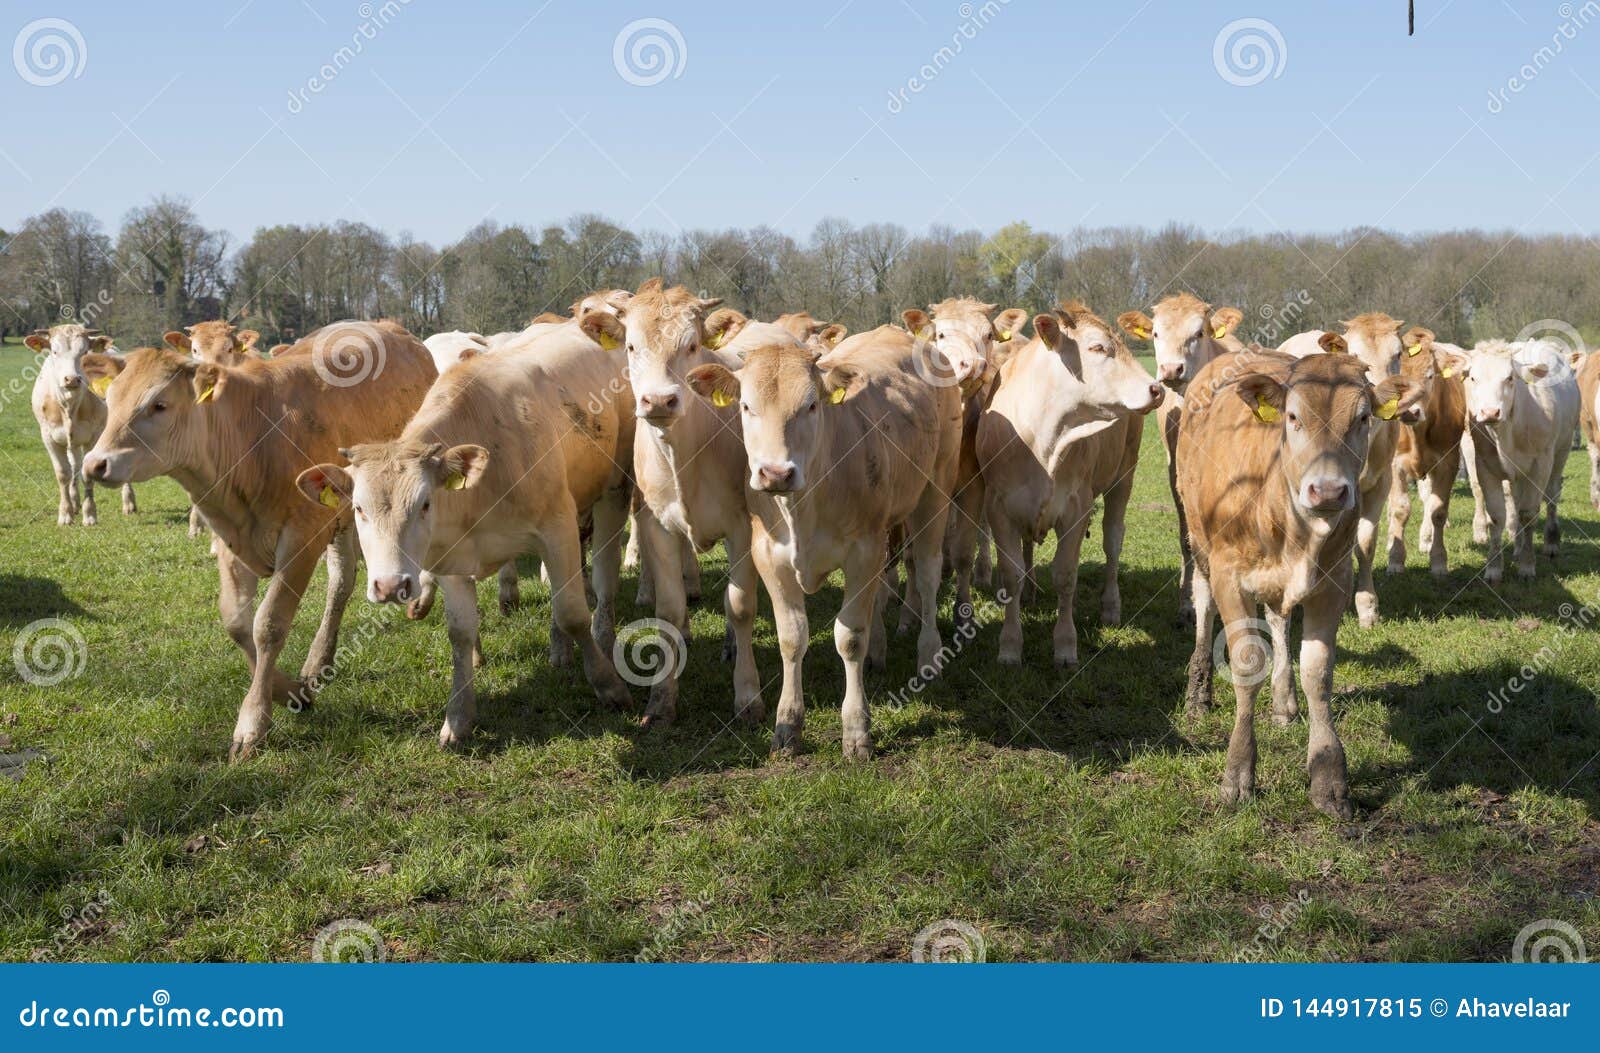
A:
3 194 1596 349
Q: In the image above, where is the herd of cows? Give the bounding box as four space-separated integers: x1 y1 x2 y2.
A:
23 283 1600 819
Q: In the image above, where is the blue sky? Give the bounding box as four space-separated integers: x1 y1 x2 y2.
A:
2 0 1596 244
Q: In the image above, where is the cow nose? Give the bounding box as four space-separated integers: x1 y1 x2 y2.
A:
638 389 682 417
758 463 795 488
1146 383 1165 407
1158 362 1185 384
371 574 413 603
1307 480 1349 507
83 453 109 480
61 375 81 390
1476 407 1502 423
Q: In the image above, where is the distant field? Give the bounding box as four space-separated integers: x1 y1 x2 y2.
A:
0 340 1596 962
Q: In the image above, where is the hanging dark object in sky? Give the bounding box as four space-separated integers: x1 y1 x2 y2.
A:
1409 1 1416 35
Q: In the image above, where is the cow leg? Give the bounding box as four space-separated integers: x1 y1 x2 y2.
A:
539 508 631 710
189 504 204 538
1422 453 1456 577
435 574 480 748
297 524 358 702
1512 480 1540 580
990 506 1026 666
975 515 994 590
1300 583 1351 819
1184 568 1216 717
1021 537 1037 605
1588 439 1600 511
755 537 809 756
1099 468 1134 626
637 508 685 727
1050 513 1088 668
589 485 628 659
71 444 97 526
622 506 642 571
217 549 295 703
679 533 701 602
895 548 918 637
1170 458 1196 626
497 562 521 614
949 473 985 637
1352 473 1386 628
838 541 885 761
120 482 137 515
1214 587 1261 806
1465 434 1490 544
1541 451 1567 559
1386 464 1412 575
1479 466 1508 584
1265 606 1297 726
44 437 74 525
635 521 656 608
725 519 764 723
231 545 318 761
907 509 949 680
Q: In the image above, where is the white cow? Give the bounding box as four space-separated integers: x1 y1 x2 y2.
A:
422 330 489 374
27 325 137 525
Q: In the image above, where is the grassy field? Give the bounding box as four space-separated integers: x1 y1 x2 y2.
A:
1 336 1597 963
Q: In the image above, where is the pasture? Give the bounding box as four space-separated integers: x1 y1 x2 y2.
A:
1 336 1597 963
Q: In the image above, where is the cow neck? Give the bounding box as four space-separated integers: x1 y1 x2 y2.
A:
1269 448 1358 593
172 371 276 565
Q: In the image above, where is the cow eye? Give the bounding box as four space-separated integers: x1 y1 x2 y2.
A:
151 401 167 413
422 500 430 514
808 401 818 413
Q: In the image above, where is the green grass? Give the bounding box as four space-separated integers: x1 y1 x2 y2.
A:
1 339 1597 962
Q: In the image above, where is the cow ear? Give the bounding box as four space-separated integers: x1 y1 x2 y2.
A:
579 310 624 351
1209 307 1243 340
235 329 260 353
268 343 293 356
902 309 932 341
991 308 1027 343
1116 311 1153 341
1435 347 1471 379
1521 363 1550 381
1401 326 1435 356
1570 350 1587 370
1318 332 1349 355
24 331 49 352
1235 372 1287 423
814 323 848 349
636 277 664 296
686 362 740 408
81 352 125 396
703 308 749 351
695 295 724 313
163 330 191 352
435 444 489 491
192 362 223 404
88 335 113 352
296 464 352 509
1372 376 1424 420
1032 313 1062 347
821 363 867 405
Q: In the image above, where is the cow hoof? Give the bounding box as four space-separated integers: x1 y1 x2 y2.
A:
638 711 673 731
499 596 520 615
406 596 433 620
998 649 1022 666
735 698 765 724
770 724 801 757
1218 779 1255 807
1385 560 1404 576
438 724 472 750
865 652 885 672
83 514 98 527
228 737 261 763
1430 563 1448 579
1516 567 1535 582
58 513 73 526
1270 709 1298 728
596 679 631 710
1099 605 1121 627
1357 612 1378 630
842 734 873 761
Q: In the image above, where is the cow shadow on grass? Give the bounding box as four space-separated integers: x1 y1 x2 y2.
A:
0 574 88 627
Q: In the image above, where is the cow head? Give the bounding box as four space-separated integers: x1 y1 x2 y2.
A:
569 288 634 318
1340 312 1405 385
1436 341 1548 426
300 440 489 604
1049 301 1164 416
902 299 1027 397
616 278 724 429
1395 326 1439 423
685 343 865 494
1118 294 1242 391
26 325 113 412
167 321 260 364
80 348 224 485
1235 354 1420 518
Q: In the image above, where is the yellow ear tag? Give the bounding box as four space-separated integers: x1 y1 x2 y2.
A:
1213 325 1228 339
444 472 466 491
1253 396 1280 423
596 332 620 351
704 331 723 351
319 485 340 509
711 389 733 409
1406 343 1422 356
1132 326 1150 339
1377 397 1400 421
996 329 1011 342
1440 366 1454 378
829 386 846 405
90 376 115 397
197 384 216 403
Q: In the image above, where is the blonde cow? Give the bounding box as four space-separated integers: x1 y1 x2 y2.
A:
1385 326 1467 577
27 324 137 525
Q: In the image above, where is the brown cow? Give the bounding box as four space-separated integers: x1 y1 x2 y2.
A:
1117 294 1245 622
1178 351 1418 817
1578 348 1600 511
82 321 436 759
687 326 961 759
165 321 261 536
1386 326 1467 576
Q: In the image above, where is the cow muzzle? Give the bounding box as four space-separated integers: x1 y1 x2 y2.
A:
752 461 799 493
1157 361 1186 387
1301 478 1352 515
370 574 416 604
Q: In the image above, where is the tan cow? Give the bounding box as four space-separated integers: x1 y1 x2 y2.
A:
978 303 1164 666
1386 325 1467 576
81 321 435 758
687 326 961 759
297 315 634 746
1577 349 1600 511
1117 294 1245 622
27 325 137 525
1178 351 1419 817
620 288 813 726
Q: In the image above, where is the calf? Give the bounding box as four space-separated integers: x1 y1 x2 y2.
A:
1117 295 1245 621
979 303 1164 666
1386 326 1467 576
82 321 436 758
297 315 634 747
1577 349 1600 511
617 282 775 726
687 327 961 759
1178 351 1418 817
26 325 137 526
1434 340 1580 582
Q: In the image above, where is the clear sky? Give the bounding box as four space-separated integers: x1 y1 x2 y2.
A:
2 0 1596 244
